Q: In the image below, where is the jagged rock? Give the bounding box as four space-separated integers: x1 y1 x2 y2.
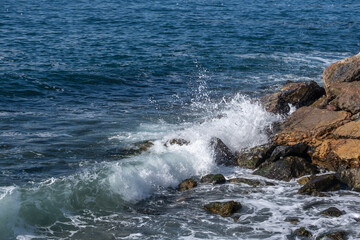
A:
310 139 360 170
203 201 242 217
267 143 309 162
273 107 350 146
260 92 289 114
332 120 360 139
210 137 237 166
337 168 360 191
295 227 312 238
280 81 325 108
236 144 276 169
298 174 343 196
311 95 328 109
351 112 360 121
200 174 226 184
328 82 360 114
320 207 344 217
165 138 190 146
316 231 347 240
253 156 318 182
178 178 197 192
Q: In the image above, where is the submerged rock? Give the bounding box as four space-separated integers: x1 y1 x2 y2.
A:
316 231 347 240
295 227 312 238
273 106 349 146
228 178 274 187
253 156 318 182
320 207 344 217
298 174 343 196
236 144 276 169
178 178 197 192
201 174 226 184
203 201 242 217
165 138 190 146
297 176 313 185
210 137 237 166
337 168 360 191
284 217 299 224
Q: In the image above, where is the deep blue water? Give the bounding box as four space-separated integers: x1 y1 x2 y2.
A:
1 0 360 239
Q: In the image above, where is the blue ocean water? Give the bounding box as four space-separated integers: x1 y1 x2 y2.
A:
1 0 360 239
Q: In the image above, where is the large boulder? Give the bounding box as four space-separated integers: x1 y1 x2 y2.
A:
273 107 350 146
323 53 360 114
210 137 237 166
310 139 360 170
260 81 325 115
236 144 276 169
203 201 242 217
337 168 360 191
298 174 343 196
253 156 318 182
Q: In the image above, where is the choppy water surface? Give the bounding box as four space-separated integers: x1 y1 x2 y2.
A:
1 0 360 239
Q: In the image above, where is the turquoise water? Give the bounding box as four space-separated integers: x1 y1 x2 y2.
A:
0 0 360 239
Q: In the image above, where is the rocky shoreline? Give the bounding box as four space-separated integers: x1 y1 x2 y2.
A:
174 53 360 240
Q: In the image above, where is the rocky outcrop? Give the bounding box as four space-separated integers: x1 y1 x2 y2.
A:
273 107 350 146
178 178 197 192
337 168 360 191
320 207 344 217
253 156 318 182
260 81 325 114
201 174 226 184
210 137 237 166
236 144 276 169
323 52 360 114
298 174 343 196
203 201 242 217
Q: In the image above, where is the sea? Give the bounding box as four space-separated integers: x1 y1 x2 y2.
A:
1 0 360 239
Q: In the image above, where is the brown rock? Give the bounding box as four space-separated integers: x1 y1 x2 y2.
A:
165 138 190 146
178 178 197 192
320 207 344 217
203 201 242 217
337 168 360 191
323 52 360 98
297 176 311 185
228 178 274 187
333 120 360 139
201 174 226 184
298 174 342 196
273 107 349 146
328 82 360 114
260 92 289 115
311 95 328 109
295 227 312 237
236 144 276 169
310 139 360 170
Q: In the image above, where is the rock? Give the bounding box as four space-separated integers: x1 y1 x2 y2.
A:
284 217 299 224
267 143 309 163
210 137 237 166
298 174 343 196
320 207 344 217
280 81 325 108
178 178 197 192
310 139 360 170
295 227 312 238
311 95 328 109
316 231 347 240
337 168 360 191
351 112 360 121
328 82 360 114
260 92 289 114
273 107 350 146
253 156 318 182
165 138 190 146
297 176 312 185
228 178 274 187
203 201 242 217
332 120 360 139
201 174 226 184
323 52 360 97
236 144 276 169
260 81 325 115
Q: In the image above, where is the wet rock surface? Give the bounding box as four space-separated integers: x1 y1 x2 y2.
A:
200 174 226 184
178 178 197 192
210 137 237 166
203 201 242 217
295 227 312 238
337 168 360 191
316 231 347 240
298 174 343 196
228 177 274 187
236 144 276 169
320 207 344 217
165 138 190 146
